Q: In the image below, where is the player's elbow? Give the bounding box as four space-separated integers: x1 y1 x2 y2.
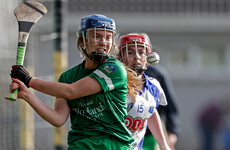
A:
53 123 64 128
56 86 77 100
51 120 65 127
64 89 77 100
64 85 85 100
52 123 62 128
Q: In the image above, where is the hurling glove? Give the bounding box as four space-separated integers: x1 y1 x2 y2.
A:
10 65 32 87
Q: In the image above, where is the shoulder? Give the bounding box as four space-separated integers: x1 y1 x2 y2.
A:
144 74 164 93
58 64 82 82
90 58 127 92
145 74 160 85
106 57 125 69
61 65 80 77
97 57 126 77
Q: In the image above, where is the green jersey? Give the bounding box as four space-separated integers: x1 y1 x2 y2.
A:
58 57 134 146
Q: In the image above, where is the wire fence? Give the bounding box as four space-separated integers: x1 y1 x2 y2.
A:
0 0 20 149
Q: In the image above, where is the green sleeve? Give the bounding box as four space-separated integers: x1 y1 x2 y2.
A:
89 59 127 92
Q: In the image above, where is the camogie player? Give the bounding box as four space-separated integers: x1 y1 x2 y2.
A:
10 14 140 150
118 33 172 150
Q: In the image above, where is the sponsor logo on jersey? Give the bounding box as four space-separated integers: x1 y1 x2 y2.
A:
102 65 117 74
72 101 106 119
125 116 147 132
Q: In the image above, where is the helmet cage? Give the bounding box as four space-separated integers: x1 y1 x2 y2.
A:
78 14 116 64
119 34 150 74
83 27 115 64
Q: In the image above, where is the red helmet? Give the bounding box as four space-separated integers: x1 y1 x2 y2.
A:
118 33 151 57
118 33 152 75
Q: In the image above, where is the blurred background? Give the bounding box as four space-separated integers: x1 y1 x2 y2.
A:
1 0 230 150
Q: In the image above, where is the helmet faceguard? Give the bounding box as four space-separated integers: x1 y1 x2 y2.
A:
118 33 151 75
78 14 116 64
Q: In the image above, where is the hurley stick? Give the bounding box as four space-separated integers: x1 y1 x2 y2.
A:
5 1 47 101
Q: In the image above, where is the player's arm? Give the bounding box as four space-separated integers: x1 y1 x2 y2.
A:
29 76 102 100
27 95 70 127
11 79 70 127
11 65 103 100
147 110 172 150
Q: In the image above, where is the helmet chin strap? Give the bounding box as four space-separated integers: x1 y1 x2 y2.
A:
130 66 147 76
82 48 109 64
90 52 109 64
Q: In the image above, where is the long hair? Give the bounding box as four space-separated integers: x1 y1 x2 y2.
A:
125 66 143 102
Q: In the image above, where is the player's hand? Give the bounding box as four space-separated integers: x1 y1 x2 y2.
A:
167 133 177 150
10 78 31 100
10 65 32 87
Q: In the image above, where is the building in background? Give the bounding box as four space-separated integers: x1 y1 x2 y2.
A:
1 0 230 150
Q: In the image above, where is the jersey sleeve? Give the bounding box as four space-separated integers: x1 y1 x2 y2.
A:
150 77 168 106
89 59 127 93
158 86 167 106
58 74 64 83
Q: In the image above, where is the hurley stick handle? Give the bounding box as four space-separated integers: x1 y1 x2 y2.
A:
5 45 26 101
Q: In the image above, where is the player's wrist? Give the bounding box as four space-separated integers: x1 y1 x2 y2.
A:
25 76 32 87
27 77 36 88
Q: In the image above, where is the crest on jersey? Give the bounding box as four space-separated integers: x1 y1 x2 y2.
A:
102 65 117 74
148 106 154 114
127 102 134 112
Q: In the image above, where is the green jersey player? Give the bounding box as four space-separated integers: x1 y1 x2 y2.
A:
10 14 135 149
